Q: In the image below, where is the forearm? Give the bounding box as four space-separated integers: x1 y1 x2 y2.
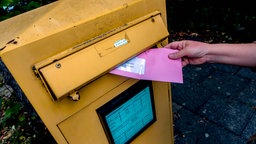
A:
205 43 256 67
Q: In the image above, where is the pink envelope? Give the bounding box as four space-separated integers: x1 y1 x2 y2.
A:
110 48 183 83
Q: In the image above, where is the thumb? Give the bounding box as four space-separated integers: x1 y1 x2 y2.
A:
168 50 187 59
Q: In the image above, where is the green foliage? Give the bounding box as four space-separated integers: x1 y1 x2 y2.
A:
0 0 17 7
0 97 2 109
0 0 56 21
0 74 49 143
0 95 56 143
0 95 23 143
0 92 51 143
0 96 21 125
3 103 21 122
0 76 55 143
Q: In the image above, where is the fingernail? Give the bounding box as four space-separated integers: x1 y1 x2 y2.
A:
168 53 175 59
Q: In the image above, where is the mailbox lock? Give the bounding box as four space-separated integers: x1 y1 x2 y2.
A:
69 91 80 101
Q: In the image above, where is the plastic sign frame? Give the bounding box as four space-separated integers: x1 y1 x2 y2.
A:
96 80 156 144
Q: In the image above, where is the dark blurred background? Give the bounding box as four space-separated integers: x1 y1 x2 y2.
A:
166 0 256 43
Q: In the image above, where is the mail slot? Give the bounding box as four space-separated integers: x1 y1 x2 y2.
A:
0 0 174 143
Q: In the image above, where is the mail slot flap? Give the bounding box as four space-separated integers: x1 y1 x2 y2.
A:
36 13 169 100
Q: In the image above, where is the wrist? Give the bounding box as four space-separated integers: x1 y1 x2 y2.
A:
205 55 216 63
202 43 213 63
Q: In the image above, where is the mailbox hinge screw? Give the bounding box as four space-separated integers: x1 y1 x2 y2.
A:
151 17 155 23
55 63 61 68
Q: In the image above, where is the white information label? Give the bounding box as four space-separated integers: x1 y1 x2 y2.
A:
114 39 128 47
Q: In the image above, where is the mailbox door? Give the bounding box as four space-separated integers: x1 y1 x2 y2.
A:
34 12 169 100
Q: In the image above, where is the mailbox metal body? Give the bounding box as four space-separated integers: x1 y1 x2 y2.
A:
0 0 174 143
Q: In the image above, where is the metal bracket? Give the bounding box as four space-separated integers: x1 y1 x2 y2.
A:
68 91 80 101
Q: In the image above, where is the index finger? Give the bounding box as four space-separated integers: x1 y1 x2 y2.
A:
164 41 184 50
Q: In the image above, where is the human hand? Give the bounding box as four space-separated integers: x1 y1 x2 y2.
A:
165 40 210 67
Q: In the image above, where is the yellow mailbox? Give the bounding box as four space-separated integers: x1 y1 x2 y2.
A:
0 0 174 143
